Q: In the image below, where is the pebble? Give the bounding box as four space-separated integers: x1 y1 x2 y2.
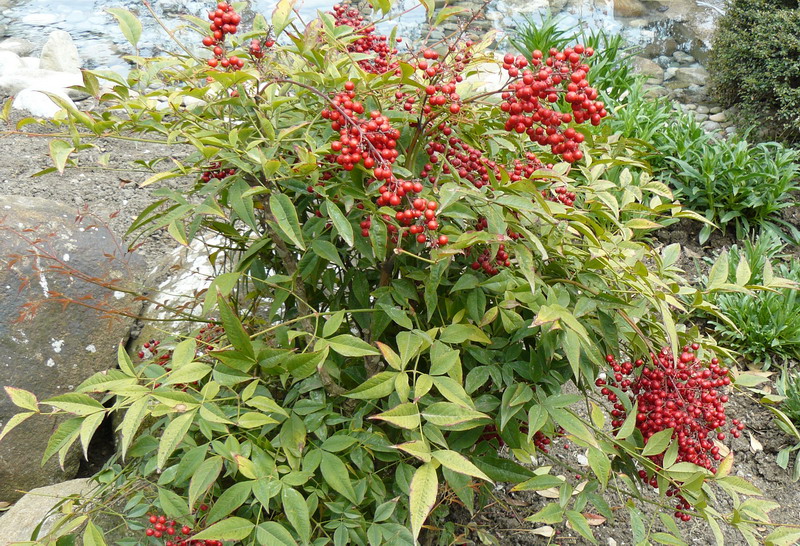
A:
701 120 721 132
696 105 710 114
673 51 695 64
709 112 727 123
694 113 709 122
710 106 723 114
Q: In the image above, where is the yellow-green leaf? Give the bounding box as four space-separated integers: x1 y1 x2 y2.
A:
409 462 438 542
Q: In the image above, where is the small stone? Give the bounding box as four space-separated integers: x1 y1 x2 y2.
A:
709 112 727 123
12 88 75 118
696 105 710 114
709 106 723 114
614 0 647 17
663 67 678 81
631 56 665 83
684 103 697 111
694 113 709 122
673 51 695 64
0 50 21 77
0 37 35 56
40 30 81 73
702 120 721 132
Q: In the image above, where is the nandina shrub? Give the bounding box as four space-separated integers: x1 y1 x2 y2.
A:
1 1 793 544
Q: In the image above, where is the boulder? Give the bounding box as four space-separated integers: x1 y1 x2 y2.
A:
0 195 144 503
0 68 82 98
40 31 81 74
669 66 709 88
0 478 95 545
642 38 678 59
12 88 76 119
614 0 647 17
0 38 35 57
0 51 21 77
631 56 665 84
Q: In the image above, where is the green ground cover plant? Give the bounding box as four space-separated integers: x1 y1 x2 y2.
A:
1 1 797 545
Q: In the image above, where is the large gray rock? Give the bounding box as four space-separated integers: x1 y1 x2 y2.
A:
0 478 95 545
12 88 76 119
40 31 81 74
631 56 665 84
0 195 144 503
667 66 709 89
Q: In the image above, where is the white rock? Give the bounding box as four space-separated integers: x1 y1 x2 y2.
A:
12 88 75 118
709 112 727 123
20 56 40 69
0 50 21 77
0 37 35 56
40 30 81 73
0 68 82 96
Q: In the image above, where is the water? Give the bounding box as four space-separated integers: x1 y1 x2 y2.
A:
0 0 723 71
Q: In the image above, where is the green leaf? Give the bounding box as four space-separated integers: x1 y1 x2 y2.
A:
434 6 468 26
4 386 38 411
320 451 359 504
281 487 311 544
642 428 674 457
191 517 255 541
765 526 800 546
345 371 398 400
615 401 638 439
189 456 223 509
117 343 137 377
270 193 305 250
513 474 565 491
718 476 762 496
326 200 354 247
409 462 438 543
652 532 688 546
0 411 36 443
312 240 344 268
164 361 211 386
526 503 564 524
379 304 413 329
432 450 492 483
217 292 255 361
587 447 610 489
42 417 82 465
257 522 298 546
548 408 597 447
439 324 492 345
473 455 534 483
325 334 379 357
157 410 197 470
118 396 150 461
106 7 142 47
566 510 597 544
371 403 421 429
708 250 729 289
206 481 253 524
735 257 752 286
272 0 296 37
45 393 104 416
422 402 488 429
158 487 189 520
82 521 107 546
395 440 432 463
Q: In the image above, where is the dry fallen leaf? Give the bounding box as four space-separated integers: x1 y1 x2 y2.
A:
584 513 607 526
714 439 731 458
536 487 560 498
530 526 556 537
0 501 10 510
749 431 763 453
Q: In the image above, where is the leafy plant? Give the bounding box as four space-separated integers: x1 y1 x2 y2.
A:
709 0 800 143
707 235 800 369
667 138 800 243
0 1 794 545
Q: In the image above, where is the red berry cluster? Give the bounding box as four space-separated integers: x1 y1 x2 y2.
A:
202 2 243 70
200 162 236 183
598 345 743 519
499 46 605 162
137 324 225 390
248 38 274 59
322 82 399 176
145 513 220 546
330 3 399 75
470 244 510 275
423 135 499 189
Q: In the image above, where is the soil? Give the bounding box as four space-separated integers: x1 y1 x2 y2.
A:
3 111 800 546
